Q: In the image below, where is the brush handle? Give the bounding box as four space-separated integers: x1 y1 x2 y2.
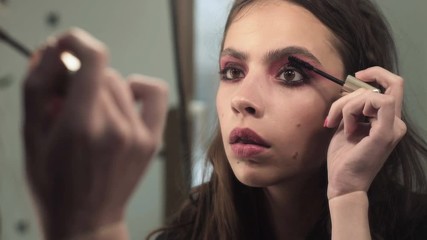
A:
343 75 381 93
1 27 81 73
0 27 32 57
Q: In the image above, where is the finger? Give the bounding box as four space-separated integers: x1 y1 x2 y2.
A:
326 88 367 128
23 41 67 130
128 75 169 145
356 67 404 118
340 92 396 138
23 42 67 180
365 94 396 137
103 68 139 125
340 91 376 135
392 117 407 144
55 28 109 105
341 99 364 135
56 28 109 68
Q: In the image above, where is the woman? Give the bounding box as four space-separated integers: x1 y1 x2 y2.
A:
23 0 427 239
152 0 427 239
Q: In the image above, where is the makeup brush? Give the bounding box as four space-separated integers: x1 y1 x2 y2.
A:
0 26 80 72
0 26 32 57
288 56 380 93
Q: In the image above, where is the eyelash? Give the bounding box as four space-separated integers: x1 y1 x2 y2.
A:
219 64 310 86
276 64 309 86
219 65 245 81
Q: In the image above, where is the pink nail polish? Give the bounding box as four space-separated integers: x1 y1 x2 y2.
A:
323 118 328 128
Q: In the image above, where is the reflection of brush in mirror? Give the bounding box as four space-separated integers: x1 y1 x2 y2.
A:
0 26 80 72
0 26 32 57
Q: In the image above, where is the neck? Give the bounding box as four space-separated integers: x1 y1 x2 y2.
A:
263 171 326 240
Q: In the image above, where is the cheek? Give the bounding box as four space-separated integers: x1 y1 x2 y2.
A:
272 94 331 149
216 87 229 119
283 94 330 121
216 96 224 120
290 109 333 160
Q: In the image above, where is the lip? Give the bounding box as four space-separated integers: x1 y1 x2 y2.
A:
229 128 271 158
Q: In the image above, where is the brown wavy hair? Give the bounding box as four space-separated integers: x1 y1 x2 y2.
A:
148 0 427 239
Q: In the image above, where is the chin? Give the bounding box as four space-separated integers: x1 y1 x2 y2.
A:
237 177 270 188
235 173 282 188
232 162 284 188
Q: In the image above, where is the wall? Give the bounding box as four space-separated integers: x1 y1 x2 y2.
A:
377 0 427 133
0 0 176 239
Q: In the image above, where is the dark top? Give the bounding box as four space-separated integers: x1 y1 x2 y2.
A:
153 185 427 240
154 214 427 240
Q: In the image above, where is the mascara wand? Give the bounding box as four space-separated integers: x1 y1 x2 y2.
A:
0 26 80 71
288 56 381 93
0 26 32 57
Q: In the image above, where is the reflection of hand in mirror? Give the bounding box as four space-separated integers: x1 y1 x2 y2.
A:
23 28 169 240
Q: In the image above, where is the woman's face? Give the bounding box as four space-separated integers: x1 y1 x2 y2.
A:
217 0 344 187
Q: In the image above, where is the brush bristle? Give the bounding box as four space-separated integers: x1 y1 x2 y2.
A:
288 56 314 70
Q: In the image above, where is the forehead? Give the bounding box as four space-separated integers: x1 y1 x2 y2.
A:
223 0 339 64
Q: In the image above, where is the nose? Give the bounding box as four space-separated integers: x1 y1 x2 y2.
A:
231 81 264 117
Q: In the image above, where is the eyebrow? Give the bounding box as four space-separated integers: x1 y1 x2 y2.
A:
220 48 248 61
220 46 321 66
264 46 321 65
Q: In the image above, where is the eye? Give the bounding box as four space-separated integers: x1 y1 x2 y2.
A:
219 67 245 81
276 65 308 86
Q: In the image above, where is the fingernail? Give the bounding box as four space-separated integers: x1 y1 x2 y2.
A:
323 117 329 128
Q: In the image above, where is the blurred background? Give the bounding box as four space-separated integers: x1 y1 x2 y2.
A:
0 0 426 239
